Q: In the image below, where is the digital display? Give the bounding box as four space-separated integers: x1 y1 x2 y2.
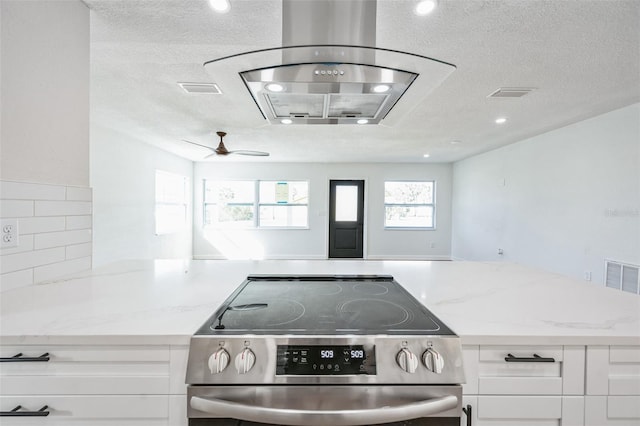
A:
276 345 375 375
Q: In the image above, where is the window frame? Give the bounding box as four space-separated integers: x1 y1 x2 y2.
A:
383 180 436 230
203 179 310 229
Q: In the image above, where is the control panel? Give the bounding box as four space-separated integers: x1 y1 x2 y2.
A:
186 336 464 385
276 345 375 375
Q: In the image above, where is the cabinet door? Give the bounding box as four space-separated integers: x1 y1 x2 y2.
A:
587 346 640 396
462 396 583 426
585 395 640 426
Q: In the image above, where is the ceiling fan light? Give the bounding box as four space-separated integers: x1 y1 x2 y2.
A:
415 0 437 15
209 0 230 13
495 117 507 124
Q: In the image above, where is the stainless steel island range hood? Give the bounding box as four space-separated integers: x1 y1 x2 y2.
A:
204 0 456 125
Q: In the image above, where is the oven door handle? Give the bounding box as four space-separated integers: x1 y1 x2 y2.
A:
190 394 459 426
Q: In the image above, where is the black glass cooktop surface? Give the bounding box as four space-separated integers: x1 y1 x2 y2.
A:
196 275 455 336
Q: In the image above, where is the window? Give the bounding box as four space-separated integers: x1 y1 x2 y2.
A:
204 181 255 228
155 170 189 234
384 181 435 228
258 181 309 227
204 180 309 228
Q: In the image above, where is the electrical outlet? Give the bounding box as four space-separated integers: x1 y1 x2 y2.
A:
584 271 592 281
1 219 18 249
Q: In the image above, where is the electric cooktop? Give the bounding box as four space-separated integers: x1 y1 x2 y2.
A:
195 275 455 336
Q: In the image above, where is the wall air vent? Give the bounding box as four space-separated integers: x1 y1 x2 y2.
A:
605 260 640 294
178 82 222 94
487 88 535 98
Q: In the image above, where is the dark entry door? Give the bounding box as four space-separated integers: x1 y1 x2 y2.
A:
329 180 364 258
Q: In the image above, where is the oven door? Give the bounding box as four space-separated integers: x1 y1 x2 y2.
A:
187 385 462 426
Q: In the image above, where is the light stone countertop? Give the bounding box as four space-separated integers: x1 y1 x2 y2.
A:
1 259 639 346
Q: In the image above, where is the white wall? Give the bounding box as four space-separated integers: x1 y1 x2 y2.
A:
452 103 640 284
193 162 452 260
90 125 193 267
1 0 89 187
0 0 93 287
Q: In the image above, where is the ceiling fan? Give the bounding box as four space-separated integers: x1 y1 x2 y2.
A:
183 131 269 158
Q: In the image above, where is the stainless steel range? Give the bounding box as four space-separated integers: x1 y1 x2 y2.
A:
186 275 465 425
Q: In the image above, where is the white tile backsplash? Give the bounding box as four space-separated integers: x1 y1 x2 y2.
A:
33 256 92 283
0 180 92 291
0 234 35 255
0 181 66 201
65 214 92 230
66 242 92 260
19 216 66 234
35 200 92 216
34 229 92 250
0 247 66 274
0 200 34 218
65 186 92 201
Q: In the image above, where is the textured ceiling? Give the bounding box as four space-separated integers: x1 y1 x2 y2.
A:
86 0 640 163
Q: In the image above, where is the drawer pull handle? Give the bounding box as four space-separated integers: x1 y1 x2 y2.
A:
462 404 472 426
504 353 555 363
0 405 50 417
0 353 50 362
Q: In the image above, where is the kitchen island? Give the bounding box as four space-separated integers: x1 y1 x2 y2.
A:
1 259 639 425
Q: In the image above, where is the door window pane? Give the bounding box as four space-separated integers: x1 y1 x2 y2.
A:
335 185 359 222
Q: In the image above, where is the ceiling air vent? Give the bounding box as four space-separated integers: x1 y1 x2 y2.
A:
178 82 222 94
487 87 535 98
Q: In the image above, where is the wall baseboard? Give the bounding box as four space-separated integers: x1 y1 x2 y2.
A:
366 255 452 261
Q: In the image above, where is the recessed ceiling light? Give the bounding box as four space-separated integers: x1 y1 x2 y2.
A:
415 0 437 16
209 0 230 13
281 119 293 124
423 153 431 158
373 84 390 93
266 83 284 92
450 140 462 145
357 119 369 124
495 117 507 124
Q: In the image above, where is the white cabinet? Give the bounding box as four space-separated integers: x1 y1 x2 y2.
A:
462 345 585 425
0 344 188 426
585 346 640 426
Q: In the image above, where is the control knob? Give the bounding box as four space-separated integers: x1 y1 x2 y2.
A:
423 348 444 374
235 348 256 374
208 348 230 374
396 348 419 373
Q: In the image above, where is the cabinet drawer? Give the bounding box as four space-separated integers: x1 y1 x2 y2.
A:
0 395 169 425
469 346 584 395
0 345 172 396
0 345 170 375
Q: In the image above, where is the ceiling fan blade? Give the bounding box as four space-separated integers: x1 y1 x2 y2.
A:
229 150 270 157
204 152 217 159
182 139 214 150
